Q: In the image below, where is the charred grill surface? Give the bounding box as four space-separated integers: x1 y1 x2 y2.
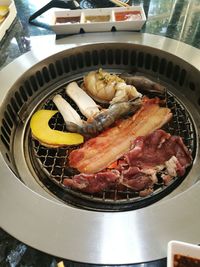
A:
30 78 195 211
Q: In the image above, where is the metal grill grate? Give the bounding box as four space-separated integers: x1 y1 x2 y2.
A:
30 78 195 211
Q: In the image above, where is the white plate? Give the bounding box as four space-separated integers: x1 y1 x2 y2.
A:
167 240 200 267
0 0 17 42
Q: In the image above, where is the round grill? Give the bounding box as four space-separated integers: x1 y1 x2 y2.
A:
29 76 196 211
1 41 199 212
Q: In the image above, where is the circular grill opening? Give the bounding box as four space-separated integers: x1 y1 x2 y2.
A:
1 42 199 212
28 76 196 211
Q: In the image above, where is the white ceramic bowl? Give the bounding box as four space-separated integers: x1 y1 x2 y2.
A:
167 240 200 267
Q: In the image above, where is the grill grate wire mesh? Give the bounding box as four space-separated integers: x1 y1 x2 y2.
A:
30 78 195 211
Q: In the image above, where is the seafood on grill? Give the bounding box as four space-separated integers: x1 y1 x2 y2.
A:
119 72 166 96
53 81 142 137
63 129 192 194
83 68 142 104
68 98 173 174
83 68 166 104
62 97 142 137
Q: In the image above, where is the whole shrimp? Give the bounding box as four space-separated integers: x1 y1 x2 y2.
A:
65 98 142 137
119 72 166 95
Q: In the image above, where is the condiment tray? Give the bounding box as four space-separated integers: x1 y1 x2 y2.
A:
51 6 146 35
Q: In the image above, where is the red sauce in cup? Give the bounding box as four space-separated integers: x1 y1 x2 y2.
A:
115 11 141 21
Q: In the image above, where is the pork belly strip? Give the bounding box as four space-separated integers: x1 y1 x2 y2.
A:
69 101 172 174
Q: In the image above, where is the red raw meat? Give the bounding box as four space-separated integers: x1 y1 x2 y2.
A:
124 129 192 176
63 170 120 193
63 130 192 194
120 167 154 191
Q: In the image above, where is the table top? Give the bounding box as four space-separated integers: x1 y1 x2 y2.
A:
1 0 200 70
0 0 199 266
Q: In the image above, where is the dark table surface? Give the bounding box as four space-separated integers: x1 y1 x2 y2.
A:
0 0 199 266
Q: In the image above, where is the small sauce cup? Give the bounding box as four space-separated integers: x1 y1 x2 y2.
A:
167 241 200 267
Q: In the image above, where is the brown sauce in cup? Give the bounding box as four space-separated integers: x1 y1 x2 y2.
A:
56 16 80 24
174 254 200 267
